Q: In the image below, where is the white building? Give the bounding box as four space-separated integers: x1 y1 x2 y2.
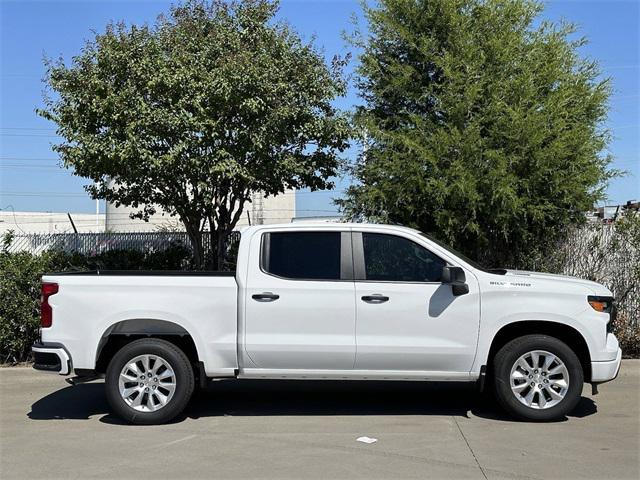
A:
105 190 296 232
0 211 105 235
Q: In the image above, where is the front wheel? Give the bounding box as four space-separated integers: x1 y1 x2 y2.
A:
105 338 195 425
493 335 583 421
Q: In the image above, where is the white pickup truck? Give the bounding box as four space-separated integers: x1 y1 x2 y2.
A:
33 223 621 424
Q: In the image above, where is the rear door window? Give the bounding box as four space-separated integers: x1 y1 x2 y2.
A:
262 231 342 280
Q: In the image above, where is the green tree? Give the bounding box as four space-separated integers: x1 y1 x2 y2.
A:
39 0 350 268
340 0 615 267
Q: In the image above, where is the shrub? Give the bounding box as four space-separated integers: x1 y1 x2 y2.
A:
81 243 192 271
0 251 75 363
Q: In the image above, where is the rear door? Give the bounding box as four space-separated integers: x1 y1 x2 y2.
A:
243 229 356 370
353 231 480 373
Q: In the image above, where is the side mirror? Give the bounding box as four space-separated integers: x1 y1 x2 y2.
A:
442 266 469 296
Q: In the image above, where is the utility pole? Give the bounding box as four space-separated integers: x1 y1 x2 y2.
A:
254 192 264 225
95 181 101 233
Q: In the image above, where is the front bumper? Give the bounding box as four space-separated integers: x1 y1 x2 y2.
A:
32 342 72 375
591 347 622 383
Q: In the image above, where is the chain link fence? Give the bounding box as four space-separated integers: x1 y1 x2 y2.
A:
531 219 640 356
3 230 241 267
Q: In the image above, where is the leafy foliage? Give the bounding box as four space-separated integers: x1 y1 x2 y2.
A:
340 0 615 267
1 251 59 364
39 0 350 268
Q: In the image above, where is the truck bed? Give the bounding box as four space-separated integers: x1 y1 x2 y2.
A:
41 271 239 376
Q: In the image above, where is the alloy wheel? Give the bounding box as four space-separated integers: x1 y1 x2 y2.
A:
118 354 177 412
509 350 570 410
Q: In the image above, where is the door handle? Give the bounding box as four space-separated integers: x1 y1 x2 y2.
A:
252 292 280 302
361 294 389 304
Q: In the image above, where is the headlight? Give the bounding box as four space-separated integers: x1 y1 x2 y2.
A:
587 295 614 313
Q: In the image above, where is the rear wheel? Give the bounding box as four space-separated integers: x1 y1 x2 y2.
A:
105 338 195 425
493 334 583 421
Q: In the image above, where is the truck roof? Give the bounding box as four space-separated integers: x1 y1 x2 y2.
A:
243 222 421 234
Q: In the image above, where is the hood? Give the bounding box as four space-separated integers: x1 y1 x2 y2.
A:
502 269 611 296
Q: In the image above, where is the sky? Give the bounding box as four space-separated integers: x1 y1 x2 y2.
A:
1 0 638 219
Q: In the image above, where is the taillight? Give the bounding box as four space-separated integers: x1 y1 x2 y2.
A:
40 282 59 328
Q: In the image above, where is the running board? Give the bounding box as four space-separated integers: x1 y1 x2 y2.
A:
65 375 101 386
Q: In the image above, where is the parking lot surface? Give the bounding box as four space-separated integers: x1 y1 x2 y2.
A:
1 361 638 479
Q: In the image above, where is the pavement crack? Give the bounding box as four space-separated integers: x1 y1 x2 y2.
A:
453 415 488 480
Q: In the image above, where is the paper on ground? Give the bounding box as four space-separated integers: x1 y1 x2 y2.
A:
356 436 378 444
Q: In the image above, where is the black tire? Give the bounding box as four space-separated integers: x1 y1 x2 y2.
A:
105 338 195 425
493 334 583 421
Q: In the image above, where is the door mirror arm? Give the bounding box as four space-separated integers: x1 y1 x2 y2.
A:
441 266 469 296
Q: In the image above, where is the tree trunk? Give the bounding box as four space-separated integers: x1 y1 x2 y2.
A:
183 220 205 270
192 232 205 270
216 228 227 271
208 227 226 271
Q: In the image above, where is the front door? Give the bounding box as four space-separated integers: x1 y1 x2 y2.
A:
353 231 480 373
243 229 356 370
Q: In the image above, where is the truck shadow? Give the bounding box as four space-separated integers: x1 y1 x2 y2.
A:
27 380 597 424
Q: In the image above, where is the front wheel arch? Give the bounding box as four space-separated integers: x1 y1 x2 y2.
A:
486 321 592 382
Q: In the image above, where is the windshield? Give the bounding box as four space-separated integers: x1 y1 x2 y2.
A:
418 232 505 274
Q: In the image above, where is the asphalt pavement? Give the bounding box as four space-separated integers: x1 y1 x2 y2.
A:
1 361 638 479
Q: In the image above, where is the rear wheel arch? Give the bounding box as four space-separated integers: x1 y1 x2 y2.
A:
486 321 592 382
95 319 201 375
